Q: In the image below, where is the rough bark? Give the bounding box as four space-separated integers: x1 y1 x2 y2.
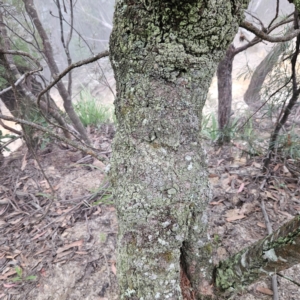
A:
109 1 249 299
217 44 235 144
215 215 300 297
244 42 286 109
23 0 90 144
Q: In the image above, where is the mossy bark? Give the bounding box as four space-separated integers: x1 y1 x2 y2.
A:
109 1 249 299
215 215 300 297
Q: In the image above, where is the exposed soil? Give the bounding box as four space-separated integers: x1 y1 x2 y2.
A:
0 123 300 300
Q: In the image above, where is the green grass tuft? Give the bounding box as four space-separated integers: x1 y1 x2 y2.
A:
75 88 114 127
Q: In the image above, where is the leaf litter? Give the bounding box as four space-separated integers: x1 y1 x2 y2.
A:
0 122 299 299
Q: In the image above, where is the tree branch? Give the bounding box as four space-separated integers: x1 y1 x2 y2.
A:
241 20 300 43
0 113 108 162
37 50 109 107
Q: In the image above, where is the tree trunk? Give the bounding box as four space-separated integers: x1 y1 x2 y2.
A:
244 41 286 109
215 215 300 297
109 1 249 299
23 0 90 144
217 44 235 144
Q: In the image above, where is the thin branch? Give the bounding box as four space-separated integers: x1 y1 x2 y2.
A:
0 134 22 151
234 36 260 56
245 10 266 31
0 49 42 68
0 114 108 163
277 273 300 287
0 113 22 135
238 78 292 133
264 9 300 170
55 0 74 96
241 20 300 43
2 22 41 53
0 74 25 95
49 11 115 98
37 50 109 108
268 0 280 29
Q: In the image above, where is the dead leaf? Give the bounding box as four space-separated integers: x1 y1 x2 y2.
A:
0 198 10 205
283 165 290 173
237 182 245 193
225 209 246 222
273 201 278 214
40 180 50 190
273 163 281 172
111 262 117 275
256 286 273 295
0 219 7 228
264 191 278 201
208 173 219 178
107 206 116 212
33 159 40 169
252 162 261 168
56 240 83 254
240 203 256 215
21 151 28 171
93 160 106 169
31 231 48 241
217 159 224 166
226 214 246 222
3 283 18 288
55 249 73 260
40 268 47 277
75 251 88 255
278 210 293 218
257 222 266 228
210 199 225 206
216 247 227 260
0 269 17 280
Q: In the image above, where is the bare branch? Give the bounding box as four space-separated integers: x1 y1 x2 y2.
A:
23 0 90 144
268 0 280 29
0 49 42 68
0 74 25 95
241 20 300 43
0 108 22 135
37 50 109 108
0 113 108 163
49 11 115 98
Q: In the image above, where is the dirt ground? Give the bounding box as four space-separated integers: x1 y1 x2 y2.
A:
0 124 300 300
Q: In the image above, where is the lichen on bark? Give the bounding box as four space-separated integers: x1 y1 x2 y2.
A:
109 1 249 299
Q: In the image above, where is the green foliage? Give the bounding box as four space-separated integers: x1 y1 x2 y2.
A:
12 266 37 282
0 130 17 152
75 88 114 127
0 65 8 90
99 232 107 243
275 129 300 160
201 113 264 156
92 193 113 206
11 38 32 68
201 113 219 141
201 113 239 143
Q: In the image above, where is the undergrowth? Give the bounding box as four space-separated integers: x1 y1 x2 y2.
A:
201 113 300 160
75 88 114 127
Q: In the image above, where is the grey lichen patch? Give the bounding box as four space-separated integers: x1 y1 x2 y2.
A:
263 249 278 262
110 0 249 298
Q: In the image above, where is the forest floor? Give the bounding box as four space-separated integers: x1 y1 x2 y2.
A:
0 123 300 300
